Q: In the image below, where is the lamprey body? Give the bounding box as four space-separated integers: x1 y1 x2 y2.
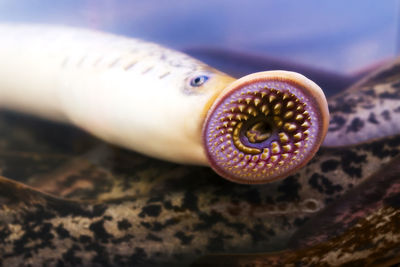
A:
0 24 328 184
324 60 400 146
0 24 233 166
0 44 400 265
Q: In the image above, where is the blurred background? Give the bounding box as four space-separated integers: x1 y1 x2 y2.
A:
1 0 399 74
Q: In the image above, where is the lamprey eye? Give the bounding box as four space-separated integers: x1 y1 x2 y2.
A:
202 71 329 184
190 75 209 87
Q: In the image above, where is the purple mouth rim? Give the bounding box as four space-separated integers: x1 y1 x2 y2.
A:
202 71 329 184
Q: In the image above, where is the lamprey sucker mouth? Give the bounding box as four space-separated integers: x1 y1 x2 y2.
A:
202 71 329 184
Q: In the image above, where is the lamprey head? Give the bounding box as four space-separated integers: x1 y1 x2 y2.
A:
203 71 329 184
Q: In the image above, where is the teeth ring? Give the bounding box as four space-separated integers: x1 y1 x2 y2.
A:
203 71 329 184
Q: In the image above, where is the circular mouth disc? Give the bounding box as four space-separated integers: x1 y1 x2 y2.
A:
202 71 328 184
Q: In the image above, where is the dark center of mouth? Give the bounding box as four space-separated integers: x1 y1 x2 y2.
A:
245 121 272 143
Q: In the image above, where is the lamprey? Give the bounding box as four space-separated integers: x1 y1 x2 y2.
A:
0 48 400 266
0 24 328 184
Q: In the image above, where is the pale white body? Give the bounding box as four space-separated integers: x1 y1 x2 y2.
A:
0 24 233 165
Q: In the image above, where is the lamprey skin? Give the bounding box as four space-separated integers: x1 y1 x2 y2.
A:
289 154 400 250
324 56 400 146
2 134 400 266
0 24 234 167
0 24 328 184
194 156 400 267
203 71 328 184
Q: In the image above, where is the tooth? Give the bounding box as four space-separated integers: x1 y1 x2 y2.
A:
261 105 269 115
270 155 279 162
286 101 294 109
271 142 280 153
283 144 292 152
284 111 294 119
279 132 289 143
294 133 302 140
283 93 289 100
273 103 282 114
284 123 297 132
261 148 270 160
247 107 258 116
273 116 283 127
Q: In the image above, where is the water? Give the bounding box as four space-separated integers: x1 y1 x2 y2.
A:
1 0 399 72
0 2 399 266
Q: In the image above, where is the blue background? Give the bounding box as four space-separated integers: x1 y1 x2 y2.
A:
1 0 399 73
